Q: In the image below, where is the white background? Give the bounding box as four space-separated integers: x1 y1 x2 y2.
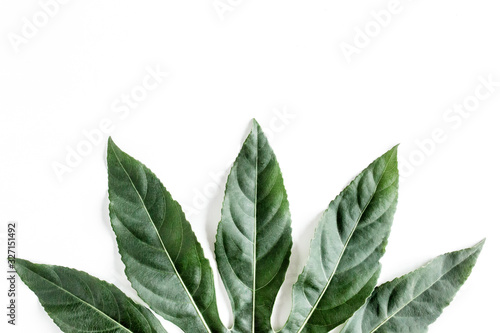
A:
1 1 499 332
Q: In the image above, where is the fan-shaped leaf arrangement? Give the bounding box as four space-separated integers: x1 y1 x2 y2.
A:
17 120 484 333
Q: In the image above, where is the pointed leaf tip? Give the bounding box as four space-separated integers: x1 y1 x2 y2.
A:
282 146 399 333
107 141 225 332
476 238 486 248
216 119 292 332
251 118 263 135
107 137 120 156
341 240 484 333
107 136 116 147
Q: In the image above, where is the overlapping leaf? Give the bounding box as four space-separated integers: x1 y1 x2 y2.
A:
15 258 167 333
341 240 484 333
215 120 293 333
16 120 485 333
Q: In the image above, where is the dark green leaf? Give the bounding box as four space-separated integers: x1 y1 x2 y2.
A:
341 240 484 333
15 258 167 333
107 138 226 333
281 146 399 333
215 120 293 333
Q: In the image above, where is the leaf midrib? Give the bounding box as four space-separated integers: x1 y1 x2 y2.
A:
296 150 396 333
21 264 134 333
368 250 477 333
110 144 212 333
252 130 259 333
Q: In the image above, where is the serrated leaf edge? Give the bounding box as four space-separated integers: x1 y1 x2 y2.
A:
280 146 398 333
16 259 136 333
107 138 215 333
344 239 485 333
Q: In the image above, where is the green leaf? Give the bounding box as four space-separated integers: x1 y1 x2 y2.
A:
107 138 226 333
341 240 485 333
15 258 167 333
281 146 399 333
16 120 485 333
215 120 293 333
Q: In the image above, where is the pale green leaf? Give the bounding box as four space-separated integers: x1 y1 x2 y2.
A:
341 240 484 333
